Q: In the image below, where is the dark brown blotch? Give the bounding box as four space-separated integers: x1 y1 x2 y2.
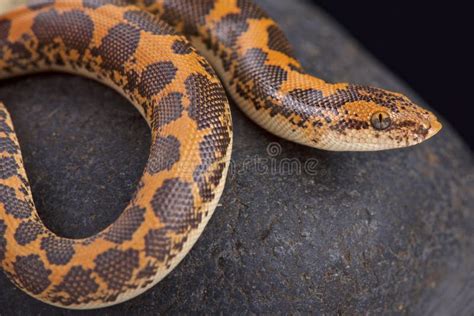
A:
0 137 20 154
138 61 177 98
94 248 139 291
235 48 288 100
13 254 51 295
0 184 33 219
152 92 184 129
53 266 99 305
214 13 250 48
144 228 171 262
32 9 94 55
267 24 294 57
40 236 75 265
151 178 198 233
186 73 228 130
0 19 11 41
0 156 19 179
0 121 13 134
93 23 140 71
146 135 181 174
14 220 44 246
103 205 146 243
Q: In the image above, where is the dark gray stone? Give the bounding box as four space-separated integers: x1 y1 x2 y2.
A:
0 0 472 314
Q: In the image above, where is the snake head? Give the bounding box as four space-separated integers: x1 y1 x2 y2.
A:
314 84 442 151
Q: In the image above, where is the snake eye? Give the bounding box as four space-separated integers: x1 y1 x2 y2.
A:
371 111 392 130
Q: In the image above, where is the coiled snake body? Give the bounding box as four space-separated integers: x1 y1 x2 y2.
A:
0 0 441 309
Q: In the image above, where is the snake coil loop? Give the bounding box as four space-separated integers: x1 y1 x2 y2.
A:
0 0 440 309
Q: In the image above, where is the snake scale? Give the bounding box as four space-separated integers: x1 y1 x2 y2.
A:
0 0 441 309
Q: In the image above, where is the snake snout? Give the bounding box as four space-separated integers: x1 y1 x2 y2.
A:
426 117 442 138
421 112 442 140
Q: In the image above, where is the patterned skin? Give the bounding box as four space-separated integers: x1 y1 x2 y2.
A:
0 0 441 309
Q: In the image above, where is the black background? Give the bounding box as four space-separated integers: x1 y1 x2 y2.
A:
313 0 472 149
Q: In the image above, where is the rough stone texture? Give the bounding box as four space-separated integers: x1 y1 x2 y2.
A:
0 0 473 314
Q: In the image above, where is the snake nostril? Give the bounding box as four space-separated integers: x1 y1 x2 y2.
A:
423 121 431 130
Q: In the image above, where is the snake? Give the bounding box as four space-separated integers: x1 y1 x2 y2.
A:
0 0 442 309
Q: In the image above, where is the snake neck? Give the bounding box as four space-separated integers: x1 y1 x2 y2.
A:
138 0 326 145
144 0 441 151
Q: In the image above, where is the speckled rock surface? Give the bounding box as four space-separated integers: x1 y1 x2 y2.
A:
0 0 473 314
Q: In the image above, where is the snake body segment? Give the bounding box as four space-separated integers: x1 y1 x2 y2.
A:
0 0 441 309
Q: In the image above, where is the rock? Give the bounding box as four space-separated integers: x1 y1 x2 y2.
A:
0 0 472 314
